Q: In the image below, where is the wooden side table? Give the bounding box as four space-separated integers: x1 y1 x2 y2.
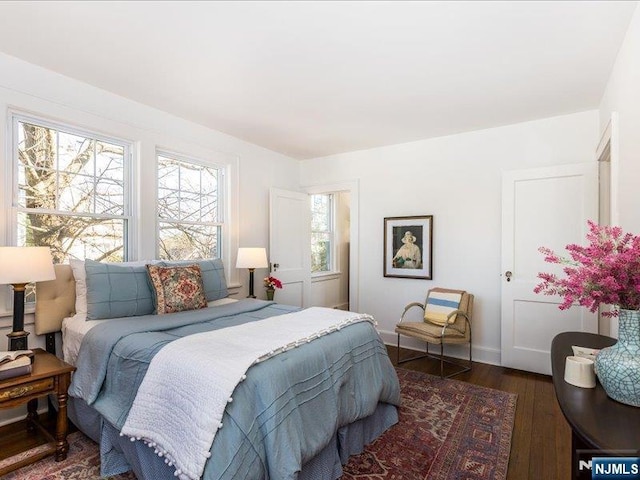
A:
0 348 75 476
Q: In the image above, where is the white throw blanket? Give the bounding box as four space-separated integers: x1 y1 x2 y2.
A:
120 307 376 480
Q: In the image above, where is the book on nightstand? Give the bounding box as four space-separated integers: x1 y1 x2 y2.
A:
0 350 34 365
0 351 34 380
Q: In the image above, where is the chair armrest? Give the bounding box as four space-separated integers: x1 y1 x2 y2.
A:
439 310 471 336
399 302 425 324
445 309 468 323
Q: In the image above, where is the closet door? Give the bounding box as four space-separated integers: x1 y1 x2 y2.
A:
501 163 598 375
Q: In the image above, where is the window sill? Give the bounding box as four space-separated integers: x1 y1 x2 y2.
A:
311 272 342 282
0 308 35 328
0 304 34 320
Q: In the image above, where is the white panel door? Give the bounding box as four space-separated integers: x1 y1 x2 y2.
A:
501 163 598 375
269 188 311 308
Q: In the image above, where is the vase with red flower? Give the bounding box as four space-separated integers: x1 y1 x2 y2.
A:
264 276 282 301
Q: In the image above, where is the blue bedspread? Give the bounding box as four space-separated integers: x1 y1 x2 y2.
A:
69 300 401 479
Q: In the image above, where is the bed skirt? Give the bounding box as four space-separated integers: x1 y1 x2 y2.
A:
69 396 398 480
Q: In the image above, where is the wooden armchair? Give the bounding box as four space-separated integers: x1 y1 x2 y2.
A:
395 287 473 378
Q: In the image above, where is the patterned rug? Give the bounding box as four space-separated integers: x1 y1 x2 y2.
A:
2 368 516 480
342 369 516 479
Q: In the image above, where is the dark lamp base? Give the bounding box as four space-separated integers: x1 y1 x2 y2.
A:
7 330 29 351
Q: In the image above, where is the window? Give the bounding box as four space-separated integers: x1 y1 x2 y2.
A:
13 115 130 264
157 153 223 260
310 193 334 273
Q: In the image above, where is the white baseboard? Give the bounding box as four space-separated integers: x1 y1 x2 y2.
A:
378 329 502 366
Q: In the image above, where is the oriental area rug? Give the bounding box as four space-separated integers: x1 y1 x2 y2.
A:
2 368 516 480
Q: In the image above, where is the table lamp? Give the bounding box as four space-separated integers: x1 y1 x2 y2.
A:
236 247 268 298
0 246 56 350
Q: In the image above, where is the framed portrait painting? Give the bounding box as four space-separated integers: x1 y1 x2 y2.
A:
384 215 433 279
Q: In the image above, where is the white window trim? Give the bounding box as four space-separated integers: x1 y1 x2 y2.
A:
304 181 359 312
0 111 241 317
1 111 136 313
154 148 240 293
223 156 240 293
310 193 337 276
8 111 136 257
155 149 225 258
311 271 342 282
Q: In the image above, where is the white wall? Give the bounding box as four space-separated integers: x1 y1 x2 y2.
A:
599 4 640 233
0 53 299 424
301 110 599 365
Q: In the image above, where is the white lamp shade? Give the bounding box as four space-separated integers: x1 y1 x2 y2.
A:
236 247 268 269
0 246 56 284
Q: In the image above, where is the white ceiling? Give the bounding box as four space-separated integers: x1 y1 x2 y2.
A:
0 1 636 159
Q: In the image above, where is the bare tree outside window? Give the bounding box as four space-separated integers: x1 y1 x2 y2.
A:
157 154 222 260
15 119 129 264
10 117 225 304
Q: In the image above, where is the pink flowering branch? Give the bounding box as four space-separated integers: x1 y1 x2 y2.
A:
534 220 640 317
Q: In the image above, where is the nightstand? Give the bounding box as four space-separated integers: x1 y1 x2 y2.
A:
0 348 75 476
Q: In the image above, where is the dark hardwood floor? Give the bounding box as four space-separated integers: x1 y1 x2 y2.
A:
1 347 571 479
388 345 572 480
0 409 72 462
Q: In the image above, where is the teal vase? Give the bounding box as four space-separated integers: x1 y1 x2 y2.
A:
594 308 640 407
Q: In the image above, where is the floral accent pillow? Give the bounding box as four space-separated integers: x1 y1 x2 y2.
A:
147 264 208 314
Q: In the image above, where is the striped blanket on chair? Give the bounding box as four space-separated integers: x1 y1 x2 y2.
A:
424 288 463 325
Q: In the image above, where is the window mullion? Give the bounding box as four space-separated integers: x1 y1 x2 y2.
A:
15 206 126 220
55 130 60 211
177 164 182 222
92 139 97 214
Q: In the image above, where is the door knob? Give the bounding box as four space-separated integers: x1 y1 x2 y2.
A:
505 271 513 282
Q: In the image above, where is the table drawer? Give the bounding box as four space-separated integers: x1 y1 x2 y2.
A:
0 377 54 402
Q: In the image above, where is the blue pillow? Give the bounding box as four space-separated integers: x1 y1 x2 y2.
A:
159 258 228 302
85 259 155 320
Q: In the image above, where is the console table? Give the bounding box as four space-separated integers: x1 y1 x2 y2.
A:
551 331 640 479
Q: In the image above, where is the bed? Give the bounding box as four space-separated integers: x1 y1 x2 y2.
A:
35 261 400 480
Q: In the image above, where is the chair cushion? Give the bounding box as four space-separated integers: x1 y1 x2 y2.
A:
396 321 469 345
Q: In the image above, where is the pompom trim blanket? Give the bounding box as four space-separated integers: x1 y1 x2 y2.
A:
120 307 376 480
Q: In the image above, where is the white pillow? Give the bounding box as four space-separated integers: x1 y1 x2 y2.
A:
69 258 87 315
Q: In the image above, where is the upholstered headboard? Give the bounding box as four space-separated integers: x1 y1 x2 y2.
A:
35 264 76 335
34 259 230 335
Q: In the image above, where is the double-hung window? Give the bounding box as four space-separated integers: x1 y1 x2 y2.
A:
310 193 334 273
12 114 130 264
157 152 223 260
